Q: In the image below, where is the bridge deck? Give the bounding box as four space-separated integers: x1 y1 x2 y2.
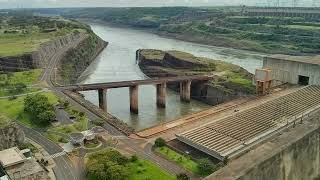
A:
60 75 213 91
176 85 320 160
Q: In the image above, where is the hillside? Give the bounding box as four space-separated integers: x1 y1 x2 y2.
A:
62 7 320 55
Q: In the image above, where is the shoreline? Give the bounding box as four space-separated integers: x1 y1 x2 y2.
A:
76 18 267 57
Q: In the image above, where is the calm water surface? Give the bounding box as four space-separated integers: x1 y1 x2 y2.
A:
80 23 264 131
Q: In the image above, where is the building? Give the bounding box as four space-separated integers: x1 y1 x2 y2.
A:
263 54 320 86
0 147 48 180
243 7 320 18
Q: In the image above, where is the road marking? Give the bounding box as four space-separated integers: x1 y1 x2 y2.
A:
49 151 66 159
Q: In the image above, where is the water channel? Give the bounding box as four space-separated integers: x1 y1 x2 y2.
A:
80 23 264 131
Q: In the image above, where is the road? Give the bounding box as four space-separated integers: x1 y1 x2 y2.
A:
18 124 79 180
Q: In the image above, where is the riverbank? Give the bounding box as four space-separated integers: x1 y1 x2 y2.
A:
63 7 320 55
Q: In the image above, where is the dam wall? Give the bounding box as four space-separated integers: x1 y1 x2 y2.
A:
206 115 320 180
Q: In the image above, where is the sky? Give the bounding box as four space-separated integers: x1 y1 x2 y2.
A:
0 0 317 9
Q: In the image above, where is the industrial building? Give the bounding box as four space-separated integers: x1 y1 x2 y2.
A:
263 54 320 86
0 147 48 180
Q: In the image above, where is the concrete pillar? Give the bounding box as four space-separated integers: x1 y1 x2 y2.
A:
180 80 191 102
156 83 166 108
129 85 139 114
98 89 107 111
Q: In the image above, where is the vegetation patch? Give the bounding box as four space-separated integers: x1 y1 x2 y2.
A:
156 146 199 174
44 132 69 143
86 148 175 180
0 92 58 128
0 69 42 97
0 13 90 57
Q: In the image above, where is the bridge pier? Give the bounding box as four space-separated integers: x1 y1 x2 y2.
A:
180 80 191 102
98 89 107 111
130 85 139 114
156 83 166 108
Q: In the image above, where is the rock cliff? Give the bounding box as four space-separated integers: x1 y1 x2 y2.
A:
0 33 84 72
138 49 254 106
0 122 25 150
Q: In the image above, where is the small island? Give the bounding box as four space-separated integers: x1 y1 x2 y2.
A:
138 49 254 105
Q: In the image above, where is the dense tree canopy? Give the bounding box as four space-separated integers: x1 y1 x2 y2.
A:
86 149 130 180
24 94 55 124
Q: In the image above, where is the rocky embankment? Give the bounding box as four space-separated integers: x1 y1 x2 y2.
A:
0 115 25 150
138 49 254 105
57 33 107 84
0 33 83 72
0 32 107 85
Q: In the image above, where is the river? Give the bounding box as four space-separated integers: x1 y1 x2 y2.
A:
80 23 264 131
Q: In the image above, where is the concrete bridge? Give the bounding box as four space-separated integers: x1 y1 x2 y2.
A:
60 75 213 114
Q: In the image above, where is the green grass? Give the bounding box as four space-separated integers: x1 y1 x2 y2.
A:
128 158 176 180
0 114 10 128
0 69 42 85
156 146 199 174
43 132 69 143
0 92 58 128
0 87 41 97
0 33 53 57
0 69 43 97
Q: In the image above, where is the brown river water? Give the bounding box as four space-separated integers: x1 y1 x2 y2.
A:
80 23 264 131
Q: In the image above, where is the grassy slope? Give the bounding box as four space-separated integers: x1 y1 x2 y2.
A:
0 69 42 97
0 33 53 57
128 158 176 180
156 146 199 174
0 92 58 128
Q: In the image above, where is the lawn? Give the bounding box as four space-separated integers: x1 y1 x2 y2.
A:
0 69 43 97
43 132 69 143
0 92 58 128
0 69 42 85
128 158 176 180
0 33 54 57
156 146 199 174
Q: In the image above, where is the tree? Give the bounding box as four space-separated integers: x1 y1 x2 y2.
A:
86 149 130 180
198 158 214 175
154 137 166 147
176 173 189 180
24 94 56 124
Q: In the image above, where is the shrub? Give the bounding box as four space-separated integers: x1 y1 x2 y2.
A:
130 155 138 162
154 138 166 147
92 119 104 126
198 158 214 175
176 173 189 180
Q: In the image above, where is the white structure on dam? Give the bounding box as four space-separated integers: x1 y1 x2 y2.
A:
263 54 320 86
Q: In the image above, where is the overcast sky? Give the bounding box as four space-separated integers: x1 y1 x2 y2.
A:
0 0 317 9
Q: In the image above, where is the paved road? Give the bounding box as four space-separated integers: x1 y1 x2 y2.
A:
61 75 213 91
18 124 79 180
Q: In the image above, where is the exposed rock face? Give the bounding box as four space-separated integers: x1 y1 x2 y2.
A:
57 33 107 84
138 49 254 106
0 122 25 150
0 33 83 72
163 51 208 69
